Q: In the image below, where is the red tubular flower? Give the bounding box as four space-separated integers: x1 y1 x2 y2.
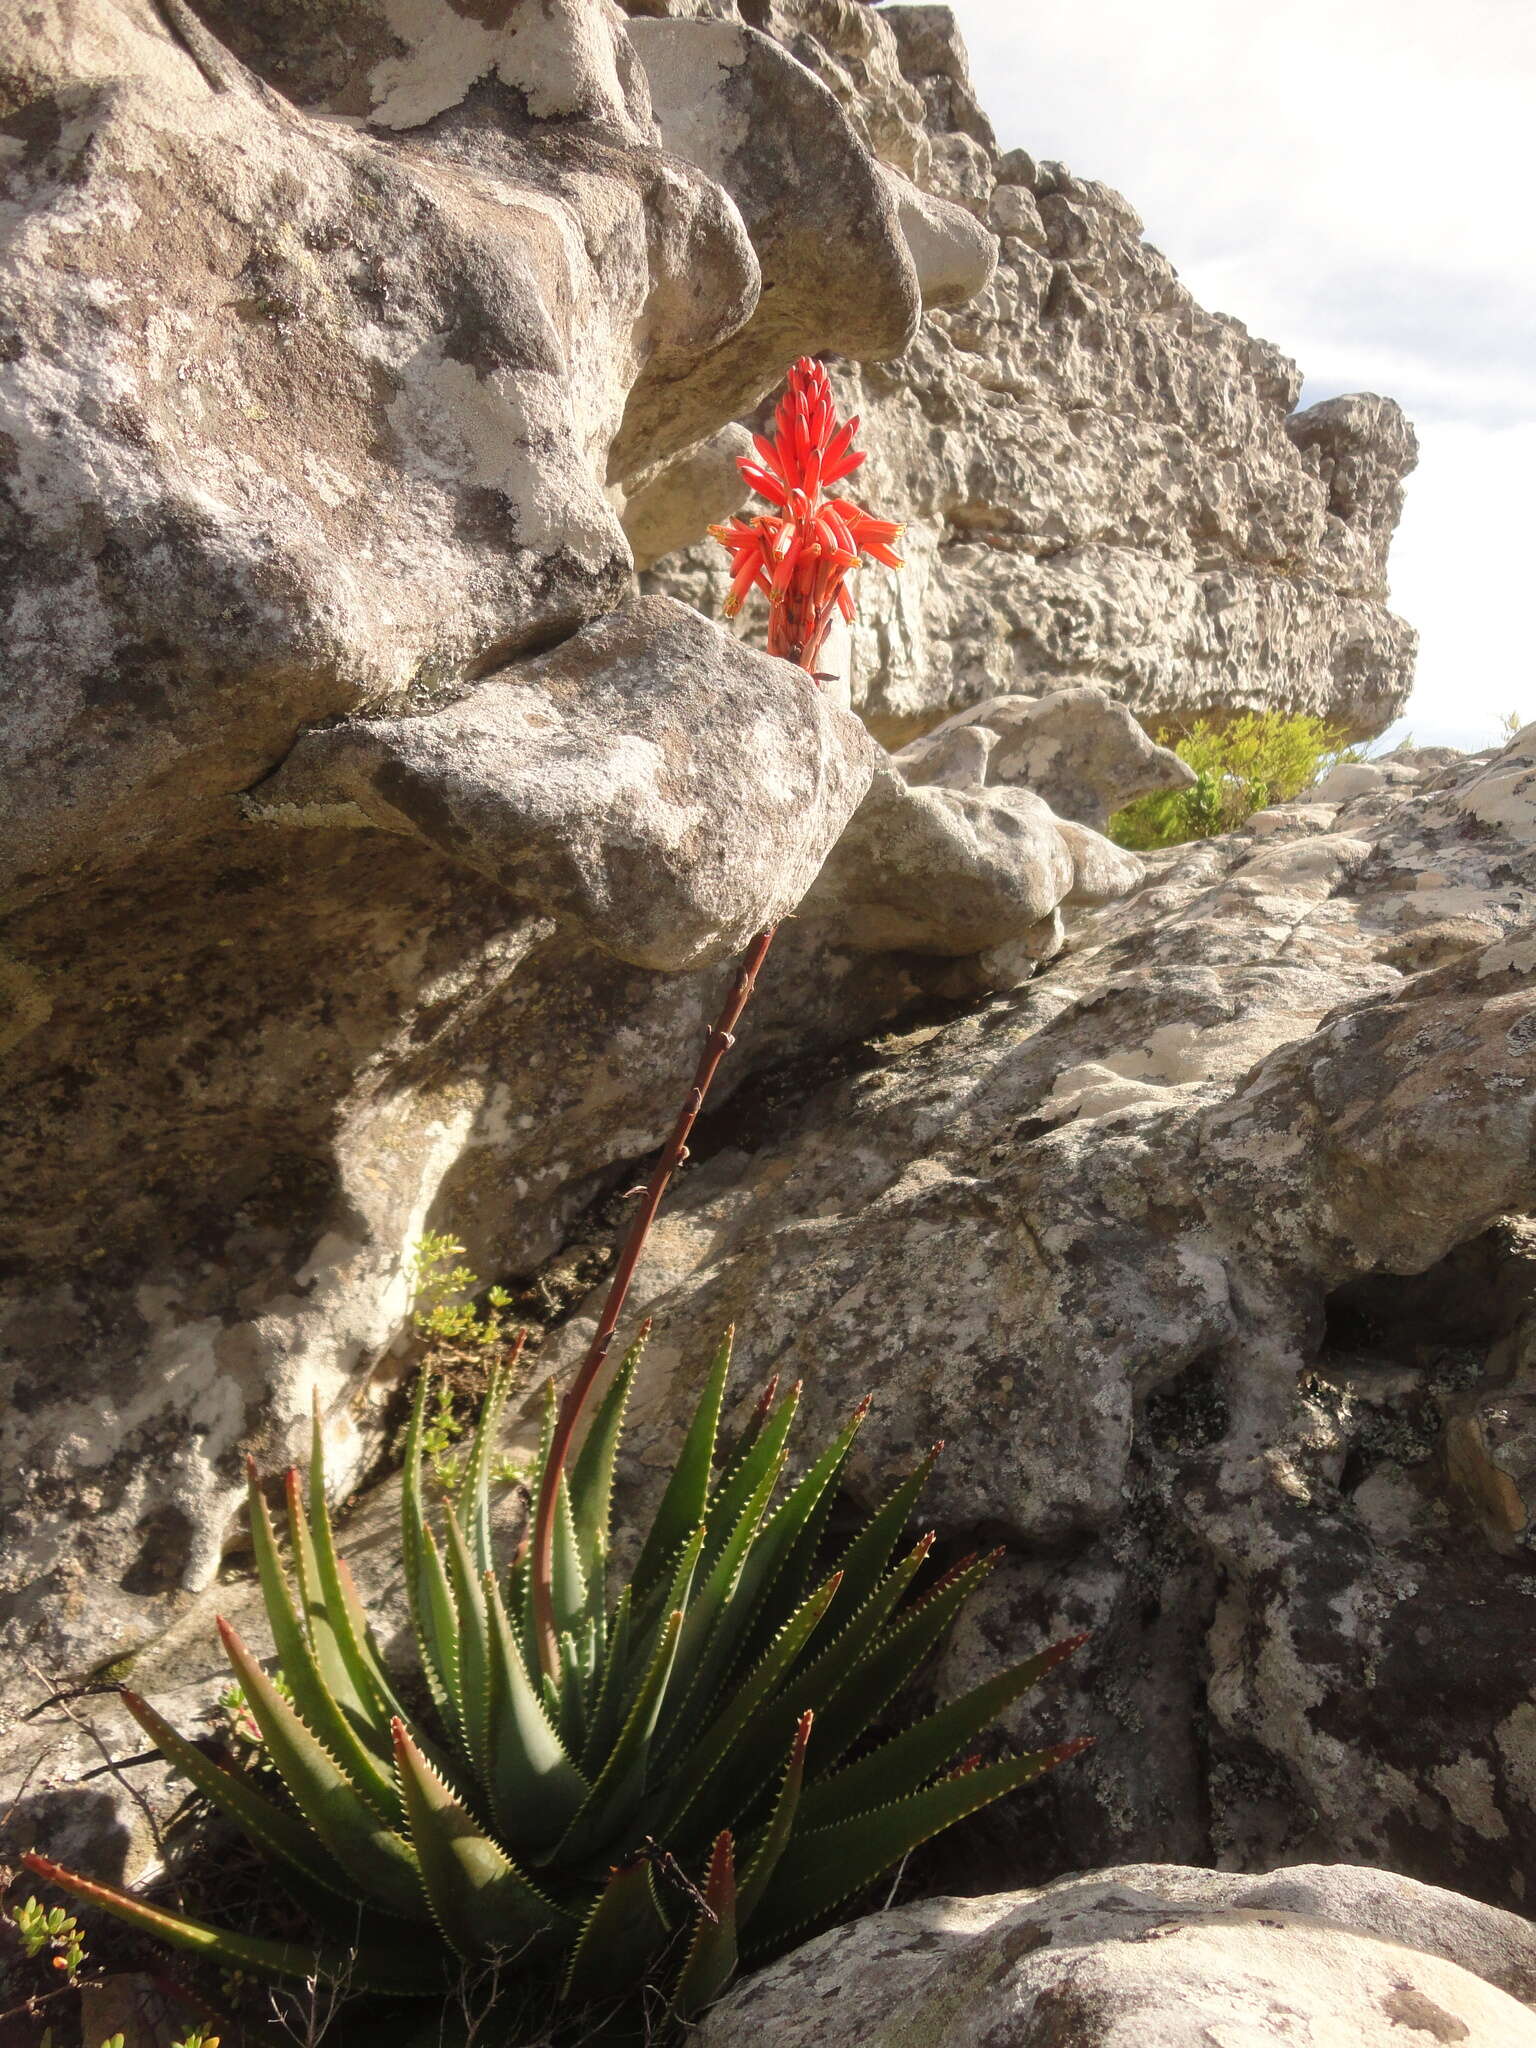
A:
708 356 902 675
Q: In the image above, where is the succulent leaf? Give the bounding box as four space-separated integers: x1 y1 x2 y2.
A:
630 1329 732 1594
746 1741 1093 1954
245 1461 401 1820
120 1688 353 1899
456 1350 518 1582
671 1832 738 2021
801 1632 1090 1831
560 1856 673 2004
735 1711 812 1924
482 1567 590 1853
807 1550 1005 1774
828 1441 943 1617
216 1617 429 1921
308 1399 407 1725
554 1608 684 1865
649 1574 840 1841
567 1329 646 1580
19 1854 442 1996
393 1721 573 1959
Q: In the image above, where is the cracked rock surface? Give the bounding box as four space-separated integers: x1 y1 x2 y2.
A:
645 5 1418 740
551 730 1536 1910
697 1864 1536 2047
0 0 1134 1717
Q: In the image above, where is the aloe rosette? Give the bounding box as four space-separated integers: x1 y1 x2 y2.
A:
27 1330 1087 2040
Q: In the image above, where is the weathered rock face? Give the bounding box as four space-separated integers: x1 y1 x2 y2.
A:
698 1865 1536 2048
646 5 1418 741
0 0 1140 1711
551 731 1536 1911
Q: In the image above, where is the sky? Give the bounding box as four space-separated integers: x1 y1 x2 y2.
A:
948 0 1536 749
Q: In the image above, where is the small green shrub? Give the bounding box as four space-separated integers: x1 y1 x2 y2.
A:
27 1332 1086 2045
1109 711 1357 850
407 1233 524 1494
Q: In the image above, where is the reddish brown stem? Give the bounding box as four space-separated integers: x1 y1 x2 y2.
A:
530 923 779 1676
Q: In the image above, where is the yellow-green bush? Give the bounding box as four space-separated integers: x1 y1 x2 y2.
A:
1109 712 1357 850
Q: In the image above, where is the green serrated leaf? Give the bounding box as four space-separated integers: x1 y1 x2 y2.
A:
456 1351 517 1582
245 1463 401 1822
736 1710 812 1925
631 1330 733 1594
697 1378 799 1587
649 1573 840 1842
393 1724 573 1961
560 1857 673 2004
403 1373 457 1726
828 1442 943 1617
440 1510 494 1792
215 1618 428 1920
809 1551 1003 1775
567 1330 646 1581
670 1831 737 2021
554 1608 683 1866
580 1582 632 1776
667 1399 869 1742
418 1520 467 1749
120 1689 351 1898
481 1568 589 1856
782 1532 933 1732
663 1450 785 1720
308 1400 407 1726
800 1633 1089 1831
747 1742 1089 1956
21 1855 442 1996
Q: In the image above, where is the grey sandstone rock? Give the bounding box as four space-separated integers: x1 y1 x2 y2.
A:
697 1865 1536 2048
548 730 1536 1908
0 0 1463 1949
0 0 1150 1735
898 684 1198 831
646 6 1418 740
249 594 880 971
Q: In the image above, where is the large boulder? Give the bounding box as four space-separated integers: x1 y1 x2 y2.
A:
645 5 1418 740
548 730 1536 1909
697 1864 1536 2047
0 0 1033 1712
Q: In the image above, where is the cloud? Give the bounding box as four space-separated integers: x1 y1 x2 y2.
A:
948 0 1536 746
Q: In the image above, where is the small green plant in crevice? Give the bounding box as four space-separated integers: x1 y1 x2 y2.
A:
26 1332 1088 2045
407 1232 523 1495
1109 710 1358 849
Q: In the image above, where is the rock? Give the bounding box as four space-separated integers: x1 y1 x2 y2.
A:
1 0 757 911
646 9 1418 741
619 425 755 571
249 595 879 972
1313 758 1422 801
548 730 1536 1907
898 684 1197 830
802 759 1144 956
0 0 1034 1712
697 1865 1536 2047
617 16 921 471
1247 801 1342 838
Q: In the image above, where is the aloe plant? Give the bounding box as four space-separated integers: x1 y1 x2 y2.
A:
27 1329 1086 2042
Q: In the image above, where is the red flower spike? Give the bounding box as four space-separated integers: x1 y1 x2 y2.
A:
713 356 901 674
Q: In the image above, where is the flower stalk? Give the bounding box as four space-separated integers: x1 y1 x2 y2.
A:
529 357 903 1678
